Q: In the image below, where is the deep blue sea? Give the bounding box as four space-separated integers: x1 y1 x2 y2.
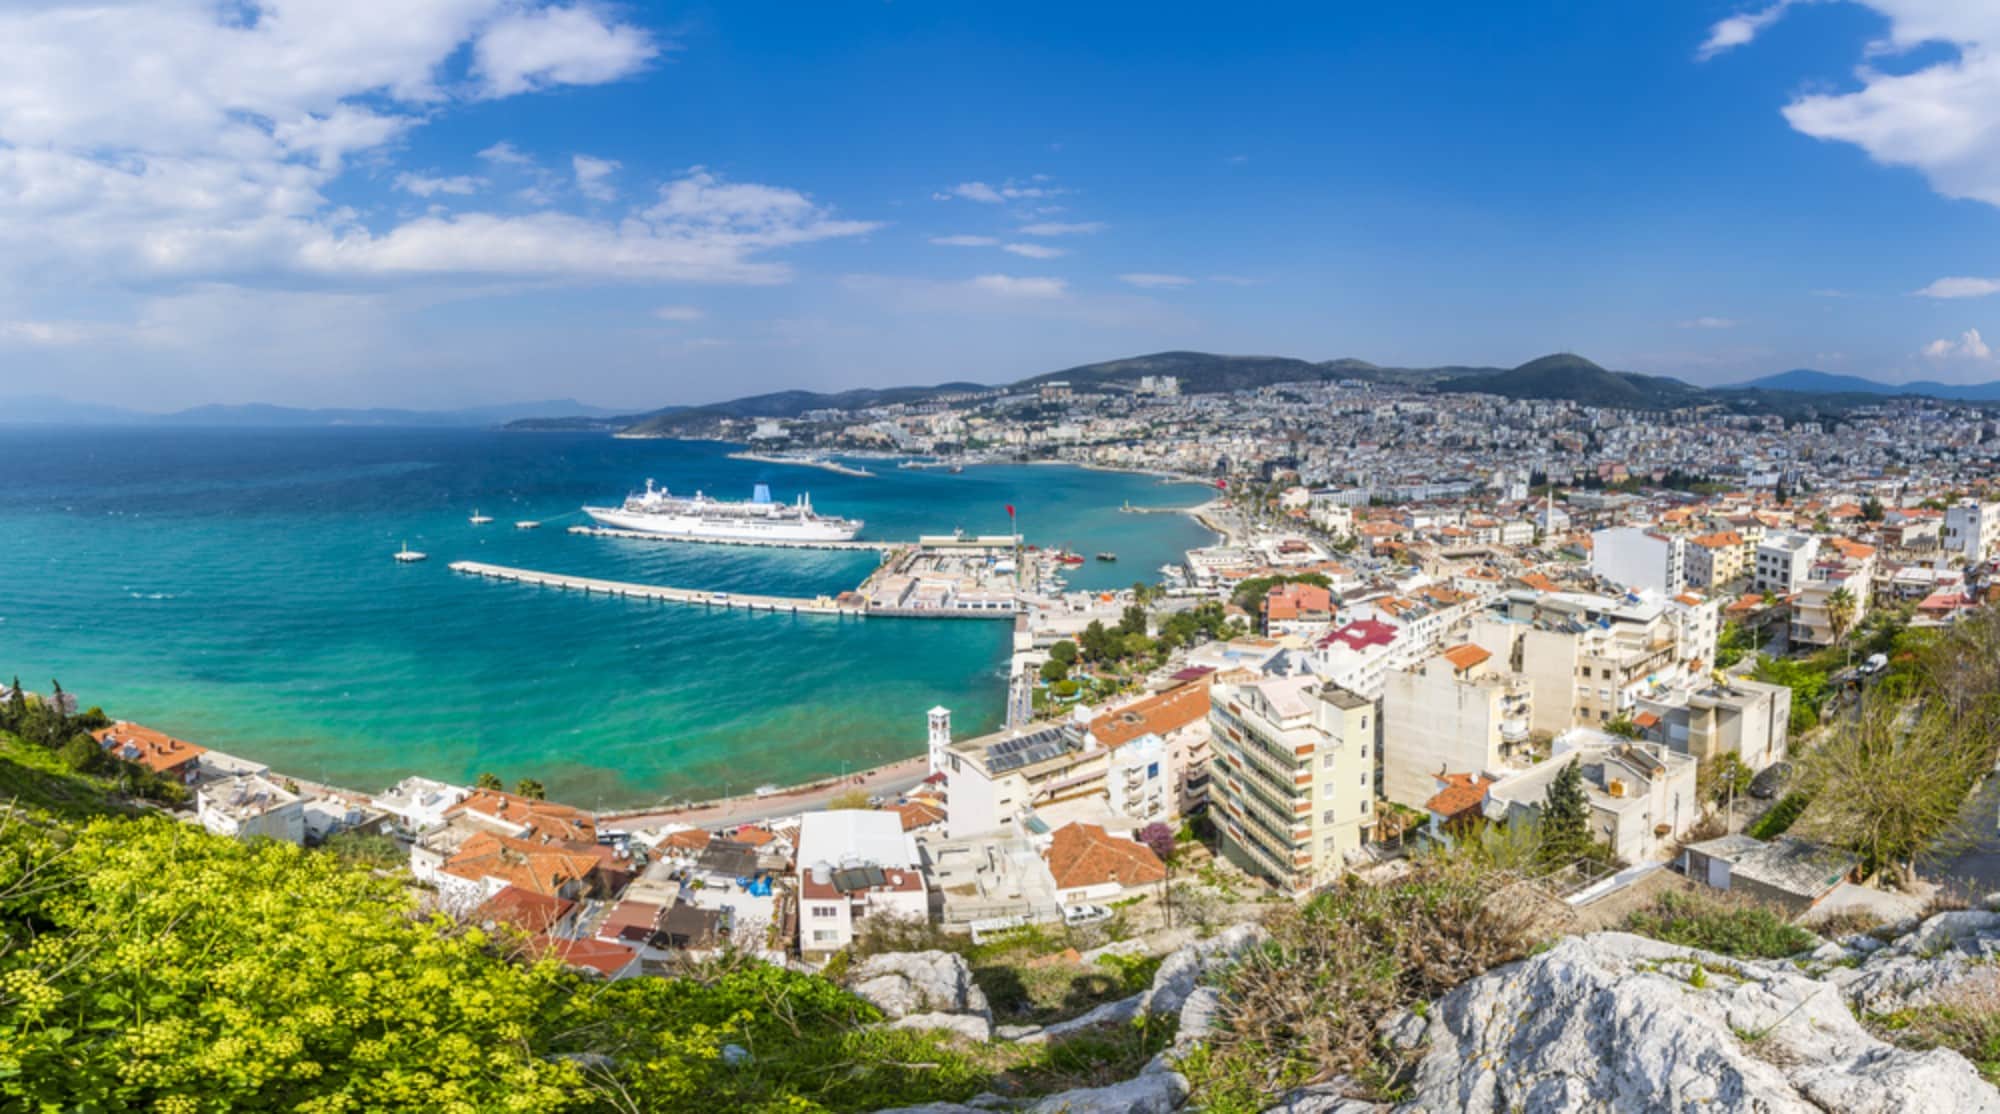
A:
0 429 1211 808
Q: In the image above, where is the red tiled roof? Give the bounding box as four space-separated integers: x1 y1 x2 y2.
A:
537 934 636 978
474 885 575 935
442 831 601 896
1441 643 1491 672
92 722 205 776
1425 772 1494 818
1045 823 1166 891
447 789 596 844
893 800 946 831
1089 682 1212 750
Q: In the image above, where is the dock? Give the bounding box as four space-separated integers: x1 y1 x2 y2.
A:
568 525 902 554
449 561 866 617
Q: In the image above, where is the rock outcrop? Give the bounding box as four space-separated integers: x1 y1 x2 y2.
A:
851 951 993 1021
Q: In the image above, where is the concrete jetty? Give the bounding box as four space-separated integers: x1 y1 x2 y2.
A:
449 561 865 617
567 525 901 554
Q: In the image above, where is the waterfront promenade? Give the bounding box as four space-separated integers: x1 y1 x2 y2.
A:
567 524 901 553
450 561 864 616
601 754 930 830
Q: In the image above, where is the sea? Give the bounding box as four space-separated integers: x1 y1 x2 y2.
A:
0 428 1214 809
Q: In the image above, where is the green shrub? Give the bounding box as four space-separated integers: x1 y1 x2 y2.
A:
1621 889 1816 959
1748 791 1811 839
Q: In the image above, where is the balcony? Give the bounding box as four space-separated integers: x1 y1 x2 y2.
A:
1499 717 1531 743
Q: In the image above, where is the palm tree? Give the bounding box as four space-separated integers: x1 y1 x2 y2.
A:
1827 586 1857 668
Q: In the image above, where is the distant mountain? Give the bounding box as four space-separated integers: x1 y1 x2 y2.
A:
1017 351 1339 394
0 395 146 425
1732 369 2000 402
156 399 621 428
614 382 988 437
1437 354 1708 410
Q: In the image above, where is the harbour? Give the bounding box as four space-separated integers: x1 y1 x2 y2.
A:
567 524 902 554
449 560 866 616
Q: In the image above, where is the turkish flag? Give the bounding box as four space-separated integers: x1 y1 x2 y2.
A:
1006 504 1016 517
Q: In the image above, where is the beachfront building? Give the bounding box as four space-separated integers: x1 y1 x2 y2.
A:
1380 645 1532 808
410 789 603 910
371 776 472 834
91 721 206 786
1208 674 1374 895
797 810 928 960
196 774 306 844
1263 581 1334 637
1084 681 1213 815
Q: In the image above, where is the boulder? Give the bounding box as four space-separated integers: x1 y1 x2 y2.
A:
1829 909 2000 1014
1407 932 2000 1113
1021 1067 1189 1114
1259 1082 1381 1114
1143 923 1267 1019
850 951 992 1021
891 1012 993 1043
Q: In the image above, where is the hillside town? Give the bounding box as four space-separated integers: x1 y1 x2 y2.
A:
51 373 2000 996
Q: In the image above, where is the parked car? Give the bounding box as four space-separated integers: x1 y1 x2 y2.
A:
1859 652 1889 676
1062 903 1112 926
1749 761 1793 800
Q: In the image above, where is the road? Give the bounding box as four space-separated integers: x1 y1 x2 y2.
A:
599 754 931 831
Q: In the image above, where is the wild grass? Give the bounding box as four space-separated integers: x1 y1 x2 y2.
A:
1621 889 1817 960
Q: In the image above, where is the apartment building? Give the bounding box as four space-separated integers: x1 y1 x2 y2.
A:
1590 526 1687 596
1380 644 1533 808
1684 531 1750 588
1944 500 2000 563
196 774 306 844
1790 543 1876 647
797 810 928 959
1484 731 1698 863
1633 675 1791 773
1477 589 1701 735
1753 532 1820 595
1309 617 1403 699
1208 675 1375 895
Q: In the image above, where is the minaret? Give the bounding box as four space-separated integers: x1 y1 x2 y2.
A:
927 706 952 774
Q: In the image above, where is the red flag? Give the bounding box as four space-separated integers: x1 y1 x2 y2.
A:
1215 479 1227 490
1005 504 1015 517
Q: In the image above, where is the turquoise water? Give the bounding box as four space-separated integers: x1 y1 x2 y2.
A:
0 430 1211 808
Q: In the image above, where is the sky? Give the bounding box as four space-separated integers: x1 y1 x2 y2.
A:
4 1 2000 410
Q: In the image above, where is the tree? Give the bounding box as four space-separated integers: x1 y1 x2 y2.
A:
1079 619 1117 662
1539 759 1591 863
1793 702 1989 886
1038 657 1070 684
1135 821 1176 863
475 771 504 791
58 732 106 774
1861 496 1885 523
1715 621 1754 669
1048 639 1078 667
514 778 546 801
1603 716 1641 740
1826 586 1856 648
1117 603 1148 637
827 788 872 810
1 676 21 732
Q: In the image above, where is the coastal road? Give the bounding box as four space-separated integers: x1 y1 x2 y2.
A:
599 754 931 832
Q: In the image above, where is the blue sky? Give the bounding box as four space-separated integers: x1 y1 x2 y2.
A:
3 0 2000 409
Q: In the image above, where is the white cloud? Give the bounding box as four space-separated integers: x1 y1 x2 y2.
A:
572 154 620 201
1119 273 1194 288
1207 273 1262 286
1676 315 1737 329
1916 276 2000 298
1002 242 1066 259
395 173 486 197
0 7 871 294
929 234 1000 247
1018 221 1104 236
934 179 1062 204
967 274 1067 299
1726 2 2000 209
1697 1 1806 61
478 141 536 167
473 4 659 99
653 304 705 322
0 319 100 346
1923 327 1992 360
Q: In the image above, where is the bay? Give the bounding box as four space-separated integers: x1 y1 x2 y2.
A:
0 428 1212 808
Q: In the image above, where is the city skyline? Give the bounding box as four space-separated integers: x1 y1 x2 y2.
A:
3 1 2000 409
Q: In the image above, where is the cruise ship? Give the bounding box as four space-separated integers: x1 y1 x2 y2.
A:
583 480 863 542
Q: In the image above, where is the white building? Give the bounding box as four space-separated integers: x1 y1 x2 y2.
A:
1944 500 2000 564
1380 644 1533 808
1484 731 1698 864
1753 532 1820 595
370 776 471 834
1589 527 1687 597
797 810 929 959
197 775 306 844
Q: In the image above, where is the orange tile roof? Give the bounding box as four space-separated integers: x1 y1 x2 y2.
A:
1519 573 1562 593
1441 643 1491 672
447 790 596 844
536 934 636 978
1829 537 1877 561
474 885 576 935
92 722 206 776
1089 682 1212 750
1690 531 1743 549
1045 822 1166 890
660 828 712 852
893 800 946 831
732 826 778 847
1424 772 1494 818
442 831 601 897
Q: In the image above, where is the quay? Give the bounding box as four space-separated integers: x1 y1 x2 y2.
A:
725 451 874 478
568 525 903 554
449 561 866 617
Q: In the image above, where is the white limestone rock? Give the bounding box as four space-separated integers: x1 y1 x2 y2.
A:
1407 932 2000 1114
1143 923 1267 1019
1829 910 2000 1014
851 951 993 1021
1020 1067 1190 1114
891 1011 994 1043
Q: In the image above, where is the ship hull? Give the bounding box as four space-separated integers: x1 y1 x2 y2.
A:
583 505 863 542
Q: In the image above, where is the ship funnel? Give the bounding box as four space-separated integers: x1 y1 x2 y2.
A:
752 483 773 505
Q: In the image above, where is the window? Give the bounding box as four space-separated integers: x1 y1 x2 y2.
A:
1359 772 1368 786
1324 782 1339 800
1322 753 1336 770
1360 716 1369 731
1361 799 1371 813
812 930 839 944
1148 762 1160 779
811 905 838 918
1322 809 1336 824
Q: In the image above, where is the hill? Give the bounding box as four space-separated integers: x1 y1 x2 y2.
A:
1438 353 1709 409
616 381 987 436
1015 350 1340 394
1734 369 2000 402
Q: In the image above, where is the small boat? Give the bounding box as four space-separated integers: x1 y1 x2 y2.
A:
469 510 493 525
1096 552 1117 562
394 542 427 563
515 520 541 530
